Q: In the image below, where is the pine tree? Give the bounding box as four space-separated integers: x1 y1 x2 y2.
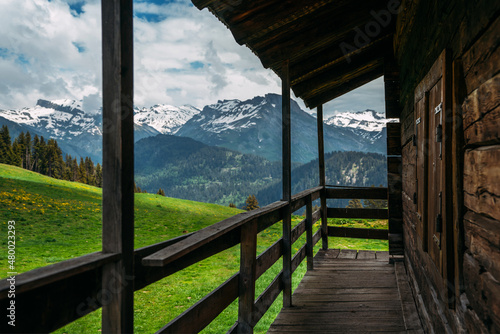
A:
347 199 363 208
78 157 86 183
244 194 259 211
95 163 102 187
0 125 13 164
24 131 32 170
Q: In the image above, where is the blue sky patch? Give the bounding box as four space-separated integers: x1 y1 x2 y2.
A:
135 12 167 22
69 1 85 17
190 61 204 69
0 48 9 59
72 42 86 53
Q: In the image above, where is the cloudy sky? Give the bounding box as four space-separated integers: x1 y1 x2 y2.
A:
0 0 385 116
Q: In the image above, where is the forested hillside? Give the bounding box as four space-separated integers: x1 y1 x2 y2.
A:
134 134 283 207
0 125 101 187
257 151 387 207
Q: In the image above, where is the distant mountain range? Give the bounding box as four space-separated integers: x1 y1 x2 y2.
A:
0 94 393 164
134 134 386 208
0 95 392 207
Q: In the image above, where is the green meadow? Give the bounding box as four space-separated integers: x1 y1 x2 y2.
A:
0 163 387 333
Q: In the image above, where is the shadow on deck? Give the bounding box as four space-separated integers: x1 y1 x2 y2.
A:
268 249 424 333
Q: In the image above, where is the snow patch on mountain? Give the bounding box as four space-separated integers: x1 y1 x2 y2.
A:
133 104 200 134
326 110 397 132
192 97 269 134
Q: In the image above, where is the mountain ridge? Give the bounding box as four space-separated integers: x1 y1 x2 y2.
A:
0 95 390 164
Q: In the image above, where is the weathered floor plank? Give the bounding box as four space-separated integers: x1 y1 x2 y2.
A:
267 249 423 333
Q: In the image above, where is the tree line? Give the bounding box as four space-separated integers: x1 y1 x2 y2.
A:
0 125 102 187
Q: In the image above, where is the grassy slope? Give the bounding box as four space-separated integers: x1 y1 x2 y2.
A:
0 163 387 333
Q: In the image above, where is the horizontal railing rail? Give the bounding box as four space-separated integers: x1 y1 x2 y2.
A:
325 186 389 242
0 185 389 333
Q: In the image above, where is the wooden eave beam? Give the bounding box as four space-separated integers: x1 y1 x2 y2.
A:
228 0 347 45
302 66 384 109
248 0 391 69
290 33 393 86
294 55 384 100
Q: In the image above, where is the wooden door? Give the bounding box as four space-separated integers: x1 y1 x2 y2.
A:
415 94 428 249
427 80 443 269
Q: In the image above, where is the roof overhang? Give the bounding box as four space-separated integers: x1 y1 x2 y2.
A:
192 0 396 108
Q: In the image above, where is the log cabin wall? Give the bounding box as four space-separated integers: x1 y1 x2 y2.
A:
395 0 500 332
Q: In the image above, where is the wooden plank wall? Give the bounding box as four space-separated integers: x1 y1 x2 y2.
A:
396 0 500 332
460 13 500 332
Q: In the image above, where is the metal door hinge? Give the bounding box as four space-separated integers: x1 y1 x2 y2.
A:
434 102 442 114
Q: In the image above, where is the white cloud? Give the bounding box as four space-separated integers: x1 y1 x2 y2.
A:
0 0 382 114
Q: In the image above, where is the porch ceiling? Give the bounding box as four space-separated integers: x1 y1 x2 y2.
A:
191 0 396 109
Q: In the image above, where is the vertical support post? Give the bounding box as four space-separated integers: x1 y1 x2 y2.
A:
306 195 314 270
317 105 328 250
281 60 292 307
238 221 257 334
101 0 134 333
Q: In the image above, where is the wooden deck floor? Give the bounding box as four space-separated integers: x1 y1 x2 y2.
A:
268 249 423 333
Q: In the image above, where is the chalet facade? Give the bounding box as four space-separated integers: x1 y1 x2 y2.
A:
1 0 498 333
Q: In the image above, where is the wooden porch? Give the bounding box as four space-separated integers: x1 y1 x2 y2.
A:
269 249 423 333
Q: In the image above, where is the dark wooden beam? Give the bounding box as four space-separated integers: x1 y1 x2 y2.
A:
250 0 392 69
238 221 257 333
294 55 384 100
326 187 388 199
306 196 314 270
0 253 118 333
301 65 384 109
101 0 134 332
327 208 389 219
328 226 388 240
157 274 239 333
282 60 292 307
290 34 392 86
317 105 328 250
384 48 402 118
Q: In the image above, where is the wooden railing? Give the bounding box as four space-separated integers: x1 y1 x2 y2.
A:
0 185 391 333
325 186 389 240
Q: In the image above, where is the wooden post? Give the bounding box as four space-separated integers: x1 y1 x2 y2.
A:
317 105 328 250
281 60 292 307
238 221 257 334
101 0 134 332
451 58 465 305
306 195 314 270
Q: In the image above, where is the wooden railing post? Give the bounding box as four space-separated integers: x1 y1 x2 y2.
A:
101 0 134 332
281 60 293 307
306 195 314 270
238 221 257 334
317 105 328 250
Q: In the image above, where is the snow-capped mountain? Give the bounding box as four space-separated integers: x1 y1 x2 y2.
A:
134 104 200 134
0 99 159 163
0 95 392 165
325 109 397 145
326 110 397 132
0 99 101 140
176 94 387 163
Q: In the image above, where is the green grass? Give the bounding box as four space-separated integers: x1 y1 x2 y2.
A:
0 163 387 333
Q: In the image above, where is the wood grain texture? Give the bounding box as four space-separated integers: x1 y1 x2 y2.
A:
464 145 500 221
325 187 387 199
268 250 422 333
